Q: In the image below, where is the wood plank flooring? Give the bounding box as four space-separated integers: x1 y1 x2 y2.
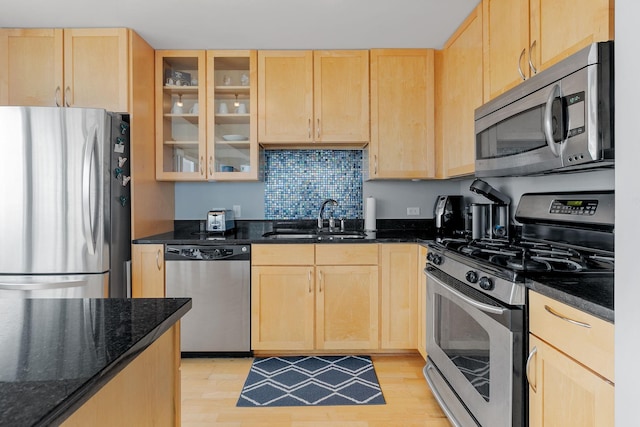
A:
180 354 449 426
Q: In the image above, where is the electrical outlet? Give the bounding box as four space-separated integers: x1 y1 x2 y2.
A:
407 207 420 216
233 205 241 218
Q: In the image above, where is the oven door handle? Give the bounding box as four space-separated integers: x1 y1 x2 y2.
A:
426 269 506 315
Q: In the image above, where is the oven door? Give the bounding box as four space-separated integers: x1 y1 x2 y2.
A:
424 267 524 427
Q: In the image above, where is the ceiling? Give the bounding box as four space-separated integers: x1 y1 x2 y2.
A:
0 0 480 50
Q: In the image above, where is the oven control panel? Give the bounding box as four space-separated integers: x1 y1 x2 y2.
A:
550 199 598 215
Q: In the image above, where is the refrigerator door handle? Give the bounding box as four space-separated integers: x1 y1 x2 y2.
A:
0 280 87 290
82 126 98 255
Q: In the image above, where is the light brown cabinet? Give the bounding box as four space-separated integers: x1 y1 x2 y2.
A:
380 243 418 349
155 50 207 181
529 0 614 73
482 0 614 101
62 325 181 427
527 291 614 427
257 50 369 146
132 244 165 298
251 244 379 352
369 49 435 179
0 28 131 112
251 244 315 350
315 245 379 350
417 245 428 361
207 50 260 180
436 5 483 178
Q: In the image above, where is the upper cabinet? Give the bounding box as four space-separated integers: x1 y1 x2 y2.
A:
155 50 206 181
437 4 483 178
207 50 259 181
0 28 130 112
369 49 435 180
483 0 614 101
529 0 614 72
258 50 369 146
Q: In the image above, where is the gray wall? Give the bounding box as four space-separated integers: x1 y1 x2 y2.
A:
175 169 613 221
175 179 460 220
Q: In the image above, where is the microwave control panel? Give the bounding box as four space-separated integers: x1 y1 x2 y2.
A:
566 91 586 138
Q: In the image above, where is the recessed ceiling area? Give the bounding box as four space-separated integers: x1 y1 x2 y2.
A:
0 0 481 50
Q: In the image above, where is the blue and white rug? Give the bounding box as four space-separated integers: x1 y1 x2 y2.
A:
237 355 386 407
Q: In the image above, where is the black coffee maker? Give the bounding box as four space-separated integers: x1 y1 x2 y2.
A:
434 195 464 238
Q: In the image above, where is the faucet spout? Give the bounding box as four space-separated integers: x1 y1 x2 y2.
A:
318 199 338 229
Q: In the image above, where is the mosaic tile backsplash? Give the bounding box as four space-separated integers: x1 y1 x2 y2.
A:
264 150 363 219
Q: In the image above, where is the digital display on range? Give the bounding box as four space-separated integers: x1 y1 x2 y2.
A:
550 199 598 215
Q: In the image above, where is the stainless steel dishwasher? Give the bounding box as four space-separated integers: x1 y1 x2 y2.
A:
165 244 251 356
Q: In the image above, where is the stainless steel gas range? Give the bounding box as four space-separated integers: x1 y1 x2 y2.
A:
423 191 614 427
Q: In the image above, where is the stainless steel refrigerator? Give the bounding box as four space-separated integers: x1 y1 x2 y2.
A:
0 106 131 298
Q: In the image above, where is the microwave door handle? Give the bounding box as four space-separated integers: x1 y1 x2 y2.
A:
543 84 561 157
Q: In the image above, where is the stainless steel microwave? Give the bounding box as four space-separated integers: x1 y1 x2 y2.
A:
474 41 614 177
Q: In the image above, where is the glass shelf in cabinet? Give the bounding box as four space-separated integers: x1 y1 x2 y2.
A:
164 85 199 94
214 86 250 94
164 114 200 123
214 114 250 125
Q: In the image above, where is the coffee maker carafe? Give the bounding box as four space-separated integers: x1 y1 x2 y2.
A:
434 195 463 238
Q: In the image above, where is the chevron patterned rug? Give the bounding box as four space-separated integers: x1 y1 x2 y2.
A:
236 355 386 407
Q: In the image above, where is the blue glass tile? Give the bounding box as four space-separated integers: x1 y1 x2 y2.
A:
264 150 363 220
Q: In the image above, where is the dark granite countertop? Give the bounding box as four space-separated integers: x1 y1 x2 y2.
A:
133 218 613 323
0 298 192 427
525 273 614 323
133 219 435 245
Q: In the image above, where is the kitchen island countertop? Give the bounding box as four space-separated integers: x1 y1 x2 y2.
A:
0 297 191 426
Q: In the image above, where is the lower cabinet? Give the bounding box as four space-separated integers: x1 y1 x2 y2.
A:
528 335 614 427
417 245 428 360
527 291 614 426
131 244 165 297
62 325 181 427
251 264 315 350
380 243 418 349
251 243 378 352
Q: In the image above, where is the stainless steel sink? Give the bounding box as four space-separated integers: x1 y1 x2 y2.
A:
262 230 366 240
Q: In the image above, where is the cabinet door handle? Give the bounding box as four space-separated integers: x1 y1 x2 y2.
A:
200 156 204 176
525 346 538 393
374 155 378 175
318 270 323 292
308 118 311 139
308 270 312 293
316 118 320 139
209 155 213 176
156 249 162 270
528 40 538 75
518 48 527 81
544 305 592 328
54 86 61 107
64 86 71 107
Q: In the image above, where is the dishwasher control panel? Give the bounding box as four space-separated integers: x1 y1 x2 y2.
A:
165 244 250 261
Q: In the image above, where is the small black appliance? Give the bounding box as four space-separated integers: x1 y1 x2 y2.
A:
433 195 463 238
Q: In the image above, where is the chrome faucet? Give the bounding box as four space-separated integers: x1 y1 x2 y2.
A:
318 199 338 229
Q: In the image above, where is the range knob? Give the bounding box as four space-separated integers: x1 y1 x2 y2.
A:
478 276 494 291
465 271 479 283
426 252 443 265
212 248 222 258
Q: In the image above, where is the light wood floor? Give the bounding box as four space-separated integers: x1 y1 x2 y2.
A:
180 354 449 426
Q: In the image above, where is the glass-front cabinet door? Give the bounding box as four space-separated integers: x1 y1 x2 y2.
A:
155 50 206 180
206 50 259 181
